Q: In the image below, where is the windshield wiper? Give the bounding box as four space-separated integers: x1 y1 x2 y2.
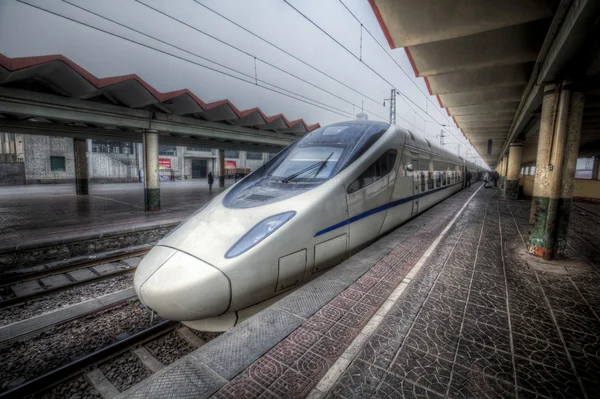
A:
281 152 334 183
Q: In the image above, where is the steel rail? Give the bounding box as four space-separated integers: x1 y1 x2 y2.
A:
0 320 179 399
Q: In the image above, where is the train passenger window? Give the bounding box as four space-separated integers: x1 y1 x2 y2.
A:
435 172 441 188
347 150 397 194
442 172 447 186
428 172 434 190
421 172 427 192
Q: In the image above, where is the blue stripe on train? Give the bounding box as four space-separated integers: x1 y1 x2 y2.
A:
314 181 463 237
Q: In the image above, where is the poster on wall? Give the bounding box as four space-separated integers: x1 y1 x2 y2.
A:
225 160 237 169
159 158 172 170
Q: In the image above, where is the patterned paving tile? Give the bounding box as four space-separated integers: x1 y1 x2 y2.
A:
514 357 583 399
460 318 511 353
290 349 330 381
560 326 600 358
512 332 571 371
464 301 509 329
376 314 412 342
423 293 467 318
509 314 562 345
269 368 313 399
358 333 403 369
454 338 514 384
404 319 461 362
469 271 507 298
328 359 386 398
429 281 469 302
468 290 507 312
448 365 516 399
214 372 265 399
376 373 443 399
389 346 453 395
247 355 285 389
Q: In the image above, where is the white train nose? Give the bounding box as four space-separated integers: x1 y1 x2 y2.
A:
134 245 231 320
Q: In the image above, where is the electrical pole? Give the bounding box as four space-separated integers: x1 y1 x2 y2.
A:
383 89 397 125
438 129 445 146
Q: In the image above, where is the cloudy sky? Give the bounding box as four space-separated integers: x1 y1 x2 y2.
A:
0 0 484 164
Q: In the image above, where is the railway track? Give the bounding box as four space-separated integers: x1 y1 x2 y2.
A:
0 320 180 399
0 246 150 309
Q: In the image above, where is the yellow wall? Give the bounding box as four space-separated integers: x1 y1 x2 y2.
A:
519 174 600 201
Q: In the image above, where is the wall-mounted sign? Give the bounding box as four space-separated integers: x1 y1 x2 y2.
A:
225 160 237 169
159 158 172 169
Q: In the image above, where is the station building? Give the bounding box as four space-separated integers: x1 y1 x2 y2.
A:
0 132 272 185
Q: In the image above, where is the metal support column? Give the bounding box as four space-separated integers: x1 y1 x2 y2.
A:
73 138 89 195
218 149 225 188
528 82 584 259
143 130 160 211
505 142 523 199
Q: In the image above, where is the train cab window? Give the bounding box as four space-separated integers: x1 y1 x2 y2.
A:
347 150 397 194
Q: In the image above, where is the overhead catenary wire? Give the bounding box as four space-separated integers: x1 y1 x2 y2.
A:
17 0 359 121
133 0 389 122
283 0 471 146
59 0 357 120
188 0 432 135
337 0 451 123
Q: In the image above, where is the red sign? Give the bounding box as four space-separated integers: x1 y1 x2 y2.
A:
225 160 237 169
159 158 172 169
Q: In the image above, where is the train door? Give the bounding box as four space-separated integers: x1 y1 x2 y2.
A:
346 149 397 250
407 151 421 216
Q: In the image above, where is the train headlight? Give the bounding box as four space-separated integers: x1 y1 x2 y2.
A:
225 211 296 258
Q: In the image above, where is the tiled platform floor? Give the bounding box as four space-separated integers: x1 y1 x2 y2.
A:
0 180 231 247
211 186 600 399
327 189 600 398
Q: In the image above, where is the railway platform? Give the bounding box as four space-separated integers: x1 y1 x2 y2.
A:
117 183 600 399
0 180 230 276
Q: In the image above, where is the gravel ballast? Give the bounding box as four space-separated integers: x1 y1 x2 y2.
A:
99 352 151 392
0 274 134 327
0 300 158 392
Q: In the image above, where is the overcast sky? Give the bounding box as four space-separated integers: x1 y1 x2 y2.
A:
0 0 484 164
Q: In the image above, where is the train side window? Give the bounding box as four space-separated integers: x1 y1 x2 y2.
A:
428 172 434 190
347 150 397 194
421 172 427 192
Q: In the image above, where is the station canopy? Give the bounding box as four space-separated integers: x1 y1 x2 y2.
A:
0 54 320 151
369 0 600 168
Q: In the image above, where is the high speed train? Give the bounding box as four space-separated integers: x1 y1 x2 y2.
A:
134 121 480 331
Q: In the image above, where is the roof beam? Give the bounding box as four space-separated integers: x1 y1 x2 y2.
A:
0 87 295 148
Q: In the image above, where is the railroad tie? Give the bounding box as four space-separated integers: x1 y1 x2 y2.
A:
176 326 206 348
85 368 120 399
132 347 165 373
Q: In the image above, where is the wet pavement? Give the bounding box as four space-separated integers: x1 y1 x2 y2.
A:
0 180 231 248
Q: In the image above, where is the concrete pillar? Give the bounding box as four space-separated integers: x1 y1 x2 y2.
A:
505 142 523 199
73 138 89 195
143 131 160 211
528 82 584 259
593 156 600 180
218 149 225 187
499 154 508 189
555 91 584 256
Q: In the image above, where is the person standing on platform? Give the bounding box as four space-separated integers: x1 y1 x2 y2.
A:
465 170 472 187
208 171 214 192
492 171 499 187
170 169 175 182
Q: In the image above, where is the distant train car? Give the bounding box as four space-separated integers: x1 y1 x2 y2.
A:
134 121 479 331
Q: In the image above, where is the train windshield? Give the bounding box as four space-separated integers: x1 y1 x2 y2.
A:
223 121 390 209
271 146 343 181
